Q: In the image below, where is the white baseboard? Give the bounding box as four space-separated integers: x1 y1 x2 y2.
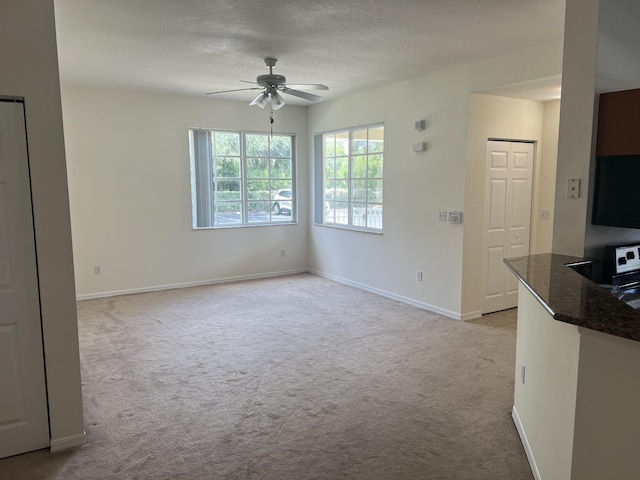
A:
512 406 541 480
309 269 462 320
460 310 482 321
76 269 308 300
50 431 86 452
77 268 466 321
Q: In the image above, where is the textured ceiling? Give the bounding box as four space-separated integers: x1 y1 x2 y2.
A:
53 0 566 104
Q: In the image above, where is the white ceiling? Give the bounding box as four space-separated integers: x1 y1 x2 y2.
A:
53 0 566 105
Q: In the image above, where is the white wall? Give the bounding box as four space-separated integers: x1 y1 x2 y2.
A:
539 100 560 253
571 328 640 479
307 67 469 318
62 84 309 298
594 0 640 94
467 41 564 94
308 42 562 319
513 287 580 480
1 0 84 446
552 0 600 255
462 94 559 317
515 287 640 480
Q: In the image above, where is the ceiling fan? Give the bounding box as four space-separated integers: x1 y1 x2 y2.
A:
206 57 328 110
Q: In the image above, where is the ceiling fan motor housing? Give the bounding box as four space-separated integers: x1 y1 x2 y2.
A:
257 74 286 87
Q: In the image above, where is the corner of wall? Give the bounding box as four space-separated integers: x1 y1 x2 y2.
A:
551 0 600 256
2 0 85 442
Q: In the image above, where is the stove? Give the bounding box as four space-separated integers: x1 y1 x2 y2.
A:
600 243 640 309
602 243 640 284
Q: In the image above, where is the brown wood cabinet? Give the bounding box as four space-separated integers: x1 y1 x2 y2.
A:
596 88 640 156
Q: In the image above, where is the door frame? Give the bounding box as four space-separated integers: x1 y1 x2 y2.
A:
0 98 50 458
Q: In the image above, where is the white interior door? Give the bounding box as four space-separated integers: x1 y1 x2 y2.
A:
0 100 49 458
482 140 534 314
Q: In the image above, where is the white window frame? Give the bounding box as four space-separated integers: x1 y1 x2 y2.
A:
189 129 297 229
314 123 384 232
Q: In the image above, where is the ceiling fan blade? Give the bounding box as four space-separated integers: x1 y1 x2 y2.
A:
240 80 258 85
285 83 329 90
205 87 261 95
280 88 324 102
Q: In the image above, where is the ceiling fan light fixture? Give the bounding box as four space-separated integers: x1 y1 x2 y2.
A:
270 92 285 110
207 58 328 109
250 92 269 108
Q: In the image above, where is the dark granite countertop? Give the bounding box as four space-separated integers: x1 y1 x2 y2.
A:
504 253 640 343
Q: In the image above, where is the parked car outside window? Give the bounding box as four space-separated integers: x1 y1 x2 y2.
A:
273 189 292 215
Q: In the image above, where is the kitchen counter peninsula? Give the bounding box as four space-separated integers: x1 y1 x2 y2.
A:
504 253 640 342
503 253 640 480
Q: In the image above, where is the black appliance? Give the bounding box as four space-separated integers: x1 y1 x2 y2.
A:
592 155 640 229
600 243 640 309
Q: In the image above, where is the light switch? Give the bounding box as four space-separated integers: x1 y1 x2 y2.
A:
567 178 581 199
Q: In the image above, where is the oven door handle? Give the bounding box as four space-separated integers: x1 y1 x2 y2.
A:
617 280 640 292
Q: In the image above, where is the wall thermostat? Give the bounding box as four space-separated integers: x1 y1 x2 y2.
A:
448 210 463 224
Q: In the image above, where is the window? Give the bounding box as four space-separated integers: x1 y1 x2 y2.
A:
314 124 383 231
190 129 296 228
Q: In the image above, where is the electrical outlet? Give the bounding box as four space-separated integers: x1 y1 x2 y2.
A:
438 211 447 222
280 249 286 257
521 364 526 384
93 265 101 275
417 271 423 281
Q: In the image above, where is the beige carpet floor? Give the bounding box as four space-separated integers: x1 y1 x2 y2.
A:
0 273 532 479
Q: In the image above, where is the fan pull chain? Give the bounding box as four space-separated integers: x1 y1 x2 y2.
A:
270 109 274 137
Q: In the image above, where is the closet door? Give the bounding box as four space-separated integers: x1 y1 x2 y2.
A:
482 140 534 314
0 100 49 458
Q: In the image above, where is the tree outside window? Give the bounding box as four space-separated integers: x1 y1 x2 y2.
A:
190 129 296 228
319 124 383 231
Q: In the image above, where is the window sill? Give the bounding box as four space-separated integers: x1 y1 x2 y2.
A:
194 221 298 231
313 222 383 235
